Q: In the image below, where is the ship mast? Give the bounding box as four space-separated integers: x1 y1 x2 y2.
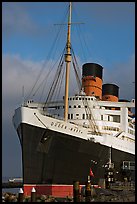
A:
64 2 72 121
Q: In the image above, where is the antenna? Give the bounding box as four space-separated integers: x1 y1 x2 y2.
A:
22 86 24 105
109 146 112 164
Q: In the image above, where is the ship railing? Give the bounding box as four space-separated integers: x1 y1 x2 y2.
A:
109 182 135 191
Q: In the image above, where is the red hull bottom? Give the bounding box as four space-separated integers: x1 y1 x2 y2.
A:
24 184 84 197
24 184 101 197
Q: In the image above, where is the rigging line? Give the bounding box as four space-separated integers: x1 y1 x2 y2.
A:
43 50 65 106
25 20 66 101
71 45 82 75
25 26 58 100
71 45 101 134
83 98 101 135
36 46 66 103
72 3 90 58
53 62 65 102
72 58 81 92
77 24 92 61
75 24 87 62
30 9 69 102
46 61 64 108
51 59 64 98
71 5 87 62
71 46 82 87
50 61 65 103
44 62 63 106
71 52 100 134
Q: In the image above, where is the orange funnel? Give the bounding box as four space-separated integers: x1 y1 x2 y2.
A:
82 63 103 99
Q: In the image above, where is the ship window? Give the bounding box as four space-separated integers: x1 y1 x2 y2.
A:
101 115 103 120
113 115 120 123
68 114 70 119
88 98 90 100
76 97 78 100
71 114 73 119
85 106 87 108
69 105 71 108
122 161 131 170
85 98 87 100
78 105 81 108
83 114 85 119
70 98 72 100
79 98 81 100
74 105 76 108
76 114 79 116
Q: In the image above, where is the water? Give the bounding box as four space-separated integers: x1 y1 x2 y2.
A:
2 176 21 194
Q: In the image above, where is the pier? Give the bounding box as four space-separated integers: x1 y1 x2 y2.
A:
2 182 23 189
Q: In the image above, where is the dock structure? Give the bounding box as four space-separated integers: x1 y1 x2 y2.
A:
2 181 23 189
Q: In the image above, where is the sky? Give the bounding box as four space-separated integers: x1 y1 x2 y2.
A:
2 2 135 178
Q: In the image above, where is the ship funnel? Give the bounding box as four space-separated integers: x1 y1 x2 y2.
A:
102 83 119 102
82 63 103 99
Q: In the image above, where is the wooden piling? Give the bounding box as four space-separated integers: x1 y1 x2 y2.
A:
31 187 36 202
18 188 24 202
85 181 92 202
73 181 80 202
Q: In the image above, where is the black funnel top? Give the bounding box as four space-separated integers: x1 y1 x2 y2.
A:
102 84 119 97
82 63 103 79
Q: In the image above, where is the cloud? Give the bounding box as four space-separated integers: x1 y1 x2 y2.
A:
2 54 42 104
103 54 135 100
2 3 37 38
2 53 134 111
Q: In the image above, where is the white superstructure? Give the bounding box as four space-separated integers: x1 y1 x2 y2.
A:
13 92 135 156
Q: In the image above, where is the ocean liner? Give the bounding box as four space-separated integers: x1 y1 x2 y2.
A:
12 2 135 196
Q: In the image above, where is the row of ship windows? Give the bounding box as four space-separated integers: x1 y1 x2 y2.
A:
68 113 119 122
68 97 94 101
128 129 135 135
55 105 116 109
68 113 94 120
56 105 94 109
102 126 119 131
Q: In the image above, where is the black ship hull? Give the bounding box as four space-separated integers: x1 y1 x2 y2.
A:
18 123 135 185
